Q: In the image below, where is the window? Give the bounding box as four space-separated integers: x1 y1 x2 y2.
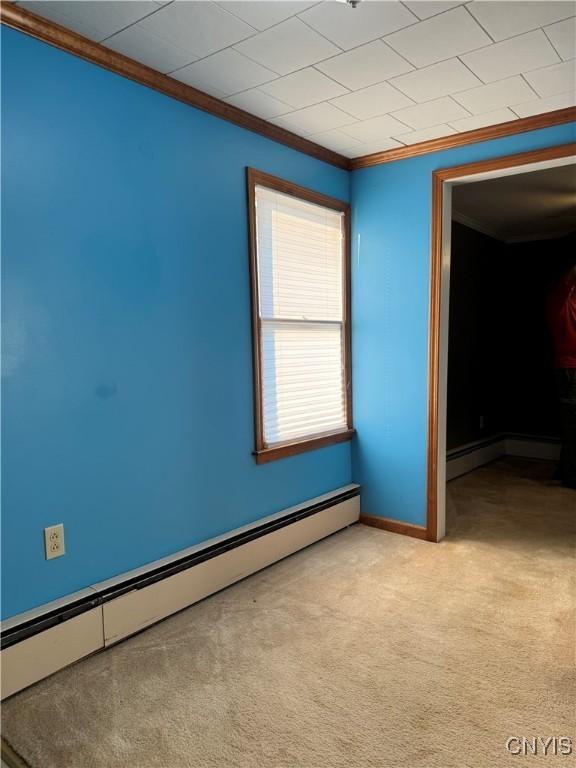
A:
247 168 353 464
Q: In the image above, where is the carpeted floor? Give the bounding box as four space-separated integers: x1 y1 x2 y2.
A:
2 458 574 767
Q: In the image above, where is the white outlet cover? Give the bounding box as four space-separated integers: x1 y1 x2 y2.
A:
44 523 65 560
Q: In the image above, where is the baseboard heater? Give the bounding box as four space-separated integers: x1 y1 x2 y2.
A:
1 485 360 699
446 433 561 481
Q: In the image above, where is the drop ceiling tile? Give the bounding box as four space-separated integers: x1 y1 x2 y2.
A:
346 137 404 158
138 1 256 59
225 89 291 119
467 1 575 42
390 58 482 103
392 97 469 129
512 90 576 117
545 17 576 61
330 81 414 120
342 113 412 142
524 60 576 98
219 2 316 31
272 103 356 135
234 18 340 76
298 1 417 51
20 1 159 42
259 68 348 109
171 49 277 97
395 124 458 144
316 40 413 91
308 129 363 152
385 7 491 68
461 30 560 83
448 107 517 132
105 24 197 74
453 76 537 114
403 2 464 21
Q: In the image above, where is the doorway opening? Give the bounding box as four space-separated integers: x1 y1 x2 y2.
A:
427 144 576 542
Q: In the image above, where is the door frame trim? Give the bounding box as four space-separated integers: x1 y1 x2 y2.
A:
426 142 576 541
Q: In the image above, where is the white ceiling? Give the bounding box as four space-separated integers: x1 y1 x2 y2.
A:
453 162 576 241
17 1 576 158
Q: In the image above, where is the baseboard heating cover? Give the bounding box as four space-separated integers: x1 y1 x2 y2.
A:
1 485 359 699
447 434 561 481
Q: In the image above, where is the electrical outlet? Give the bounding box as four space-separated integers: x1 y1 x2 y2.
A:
44 523 65 560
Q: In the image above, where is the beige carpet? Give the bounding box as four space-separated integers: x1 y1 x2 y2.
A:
2 458 575 767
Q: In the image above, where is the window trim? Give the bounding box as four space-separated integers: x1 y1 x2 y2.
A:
246 167 353 464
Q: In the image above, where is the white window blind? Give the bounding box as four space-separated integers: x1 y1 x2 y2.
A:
254 185 348 447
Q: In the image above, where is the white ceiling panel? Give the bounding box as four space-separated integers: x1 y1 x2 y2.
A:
395 124 458 144
545 17 576 61
449 107 517 132
225 88 291 119
512 90 576 118
138 1 256 59
272 103 356 134
385 6 491 68
233 17 339 75
345 137 404 158
342 113 412 142
298 1 417 51
390 58 482 103
307 129 363 153
403 2 464 21
461 30 560 83
259 68 348 110
21 0 576 156
330 80 413 120
316 40 413 91
453 76 537 114
219 1 317 31
467 1 575 42
393 96 469 129
20 1 160 42
524 60 576 98
105 23 198 74
172 49 277 97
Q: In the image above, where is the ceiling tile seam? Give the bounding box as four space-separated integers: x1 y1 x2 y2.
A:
518 72 547 102
462 1 496 44
400 0 467 24
213 0 322 30
292 15 346 55
225 87 295 114
380 31 491 71
103 24 201 74
227 74 355 113
465 7 576 46
97 1 183 45
167 48 280 86
455 54 488 86
390 94 475 126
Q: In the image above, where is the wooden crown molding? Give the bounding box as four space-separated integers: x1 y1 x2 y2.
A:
1 4 574 173
0 2 348 170
350 108 576 169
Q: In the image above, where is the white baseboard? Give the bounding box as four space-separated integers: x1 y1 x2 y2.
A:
1 607 104 700
103 497 359 645
446 438 506 481
447 434 561 481
1 488 359 699
505 437 561 461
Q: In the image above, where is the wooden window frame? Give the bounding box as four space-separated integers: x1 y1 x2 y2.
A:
246 168 354 464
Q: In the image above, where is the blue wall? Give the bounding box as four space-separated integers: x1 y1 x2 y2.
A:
1 28 351 619
351 121 576 526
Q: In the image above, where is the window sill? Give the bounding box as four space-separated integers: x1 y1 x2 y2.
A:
254 429 355 464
